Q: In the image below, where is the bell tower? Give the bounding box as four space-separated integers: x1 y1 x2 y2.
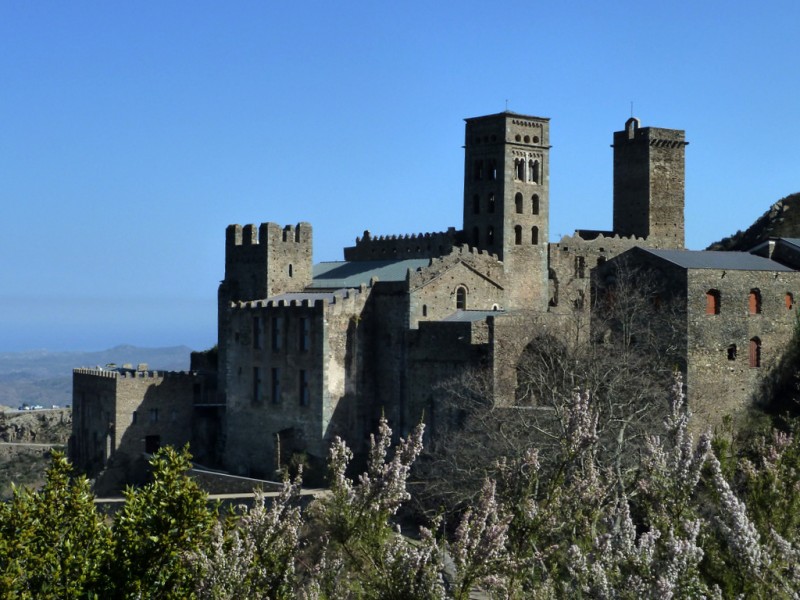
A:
462 112 550 310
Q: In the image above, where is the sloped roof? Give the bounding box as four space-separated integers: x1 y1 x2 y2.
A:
641 248 796 272
309 259 430 289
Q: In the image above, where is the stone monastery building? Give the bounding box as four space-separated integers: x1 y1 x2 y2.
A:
72 111 800 487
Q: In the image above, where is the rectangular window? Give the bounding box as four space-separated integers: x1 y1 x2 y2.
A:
253 316 261 349
271 367 281 404
299 317 310 351
253 367 261 403
299 370 309 406
148 408 158 424
132 410 138 424
271 317 282 351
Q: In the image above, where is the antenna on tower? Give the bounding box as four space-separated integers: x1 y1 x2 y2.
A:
505 99 509 111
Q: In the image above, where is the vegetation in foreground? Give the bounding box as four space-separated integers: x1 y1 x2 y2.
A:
1 378 800 598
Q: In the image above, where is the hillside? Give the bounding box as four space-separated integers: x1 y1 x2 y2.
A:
706 192 800 251
0 345 193 408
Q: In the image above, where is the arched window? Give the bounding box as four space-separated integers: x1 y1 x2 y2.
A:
487 226 495 245
422 304 428 317
786 292 794 310
532 194 539 215
456 287 467 310
529 160 539 183
488 159 497 181
749 289 762 314
472 226 480 245
473 160 483 181
706 289 720 315
472 194 480 214
515 192 523 214
727 344 737 361
488 193 496 213
514 225 522 245
749 337 761 367
515 159 525 181
288 264 293 277
531 226 539 245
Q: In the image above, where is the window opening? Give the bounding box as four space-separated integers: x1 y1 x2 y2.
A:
531 226 539 245
288 264 293 277
575 256 586 278
474 160 483 181
252 367 261 403
488 193 495 213
727 344 737 360
515 159 525 181
299 317 310 351
489 159 497 180
487 226 494 246
786 293 794 310
271 367 281 404
515 193 523 214
456 287 467 310
271 317 282 351
749 289 762 314
532 194 539 215
749 337 761 367
529 159 539 183
472 194 480 214
299 370 309 406
706 289 720 315
422 304 428 317
514 225 522 245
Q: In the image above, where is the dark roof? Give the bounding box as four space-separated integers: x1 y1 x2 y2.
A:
309 259 430 289
778 238 800 250
641 248 796 272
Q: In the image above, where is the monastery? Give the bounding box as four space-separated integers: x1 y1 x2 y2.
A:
71 111 800 488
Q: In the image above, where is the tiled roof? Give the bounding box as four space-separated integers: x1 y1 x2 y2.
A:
309 259 430 289
641 248 796 272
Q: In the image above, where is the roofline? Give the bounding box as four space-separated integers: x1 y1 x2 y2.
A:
464 111 550 123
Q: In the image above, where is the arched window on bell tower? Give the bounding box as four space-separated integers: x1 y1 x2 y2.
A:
515 193 523 214
529 160 539 184
456 286 467 310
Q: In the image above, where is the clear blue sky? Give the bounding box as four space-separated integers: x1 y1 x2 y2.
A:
2 1 799 352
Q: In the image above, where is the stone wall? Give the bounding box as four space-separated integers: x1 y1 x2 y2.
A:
343 228 459 261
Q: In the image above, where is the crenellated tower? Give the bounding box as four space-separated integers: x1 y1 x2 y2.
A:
462 112 550 309
217 222 312 399
612 118 687 248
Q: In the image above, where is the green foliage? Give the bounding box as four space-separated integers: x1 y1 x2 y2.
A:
0 451 111 599
107 445 216 599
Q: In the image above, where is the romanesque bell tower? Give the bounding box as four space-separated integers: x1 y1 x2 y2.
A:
462 112 550 310
612 117 688 248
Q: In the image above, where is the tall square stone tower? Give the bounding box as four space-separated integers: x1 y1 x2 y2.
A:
462 112 551 309
612 117 687 248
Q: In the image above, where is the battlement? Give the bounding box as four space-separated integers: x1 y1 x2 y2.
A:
231 283 372 317
555 231 645 251
343 227 458 261
226 222 312 247
408 244 505 291
73 367 199 381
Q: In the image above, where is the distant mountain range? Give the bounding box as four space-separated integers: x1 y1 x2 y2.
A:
0 345 193 409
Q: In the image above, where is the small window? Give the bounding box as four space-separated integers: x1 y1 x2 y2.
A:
515 159 525 181
749 337 761 367
727 344 737 361
488 193 496 213
422 304 428 317
514 225 522 245
529 159 539 183
749 289 762 315
271 317 282 351
148 408 159 424
706 289 720 315
253 316 261 349
271 367 281 404
473 159 483 181
299 317 310 352
532 194 540 215
288 264 293 277
531 226 539 245
786 293 794 310
515 193 523 214
487 226 495 246
456 287 467 310
132 410 138 424
252 367 261 403
299 370 309 406
488 159 497 181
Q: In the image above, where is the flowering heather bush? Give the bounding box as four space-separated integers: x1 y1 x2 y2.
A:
4 384 800 598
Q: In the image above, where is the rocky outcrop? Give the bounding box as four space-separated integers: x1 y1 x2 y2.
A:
0 409 71 444
707 192 800 251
